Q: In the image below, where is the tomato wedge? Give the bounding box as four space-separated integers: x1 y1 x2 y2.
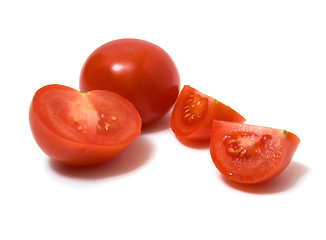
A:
170 85 246 141
210 120 300 184
29 84 142 166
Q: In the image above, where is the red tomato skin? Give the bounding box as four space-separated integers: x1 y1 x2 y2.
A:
170 85 246 141
210 120 300 184
30 110 129 166
29 84 141 166
79 38 180 127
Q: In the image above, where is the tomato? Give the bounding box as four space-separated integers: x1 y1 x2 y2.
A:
29 84 142 166
210 120 300 184
170 85 246 141
79 38 180 127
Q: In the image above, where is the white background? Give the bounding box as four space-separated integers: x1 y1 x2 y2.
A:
1 0 325 239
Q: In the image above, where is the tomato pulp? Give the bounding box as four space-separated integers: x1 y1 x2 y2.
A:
170 85 246 141
79 38 180 127
29 84 142 166
210 120 300 184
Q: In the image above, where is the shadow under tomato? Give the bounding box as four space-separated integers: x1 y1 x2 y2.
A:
48 135 154 180
141 110 172 134
142 110 210 149
219 161 310 194
175 136 210 149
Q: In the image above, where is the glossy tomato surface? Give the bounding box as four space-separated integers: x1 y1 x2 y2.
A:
210 120 300 184
170 85 246 141
29 84 142 166
79 38 180 127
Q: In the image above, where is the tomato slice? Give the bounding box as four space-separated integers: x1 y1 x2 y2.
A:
210 120 300 184
29 84 142 166
170 85 246 141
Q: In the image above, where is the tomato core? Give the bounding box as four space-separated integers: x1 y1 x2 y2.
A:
67 94 100 137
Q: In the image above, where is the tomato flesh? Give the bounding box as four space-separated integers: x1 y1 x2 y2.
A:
182 93 208 125
210 120 300 184
79 38 180 127
29 84 142 166
170 85 246 141
223 132 273 159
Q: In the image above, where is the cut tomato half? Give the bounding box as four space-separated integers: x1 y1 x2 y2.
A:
29 84 142 166
210 120 300 184
170 85 246 141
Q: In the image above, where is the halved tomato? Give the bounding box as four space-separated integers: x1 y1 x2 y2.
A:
170 85 246 141
29 84 142 166
210 120 300 184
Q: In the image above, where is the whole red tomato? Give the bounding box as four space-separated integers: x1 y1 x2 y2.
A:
79 38 180 127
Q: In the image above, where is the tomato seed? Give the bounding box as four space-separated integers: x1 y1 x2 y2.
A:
104 122 111 131
235 148 241 154
239 149 247 158
228 147 235 153
227 139 237 145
